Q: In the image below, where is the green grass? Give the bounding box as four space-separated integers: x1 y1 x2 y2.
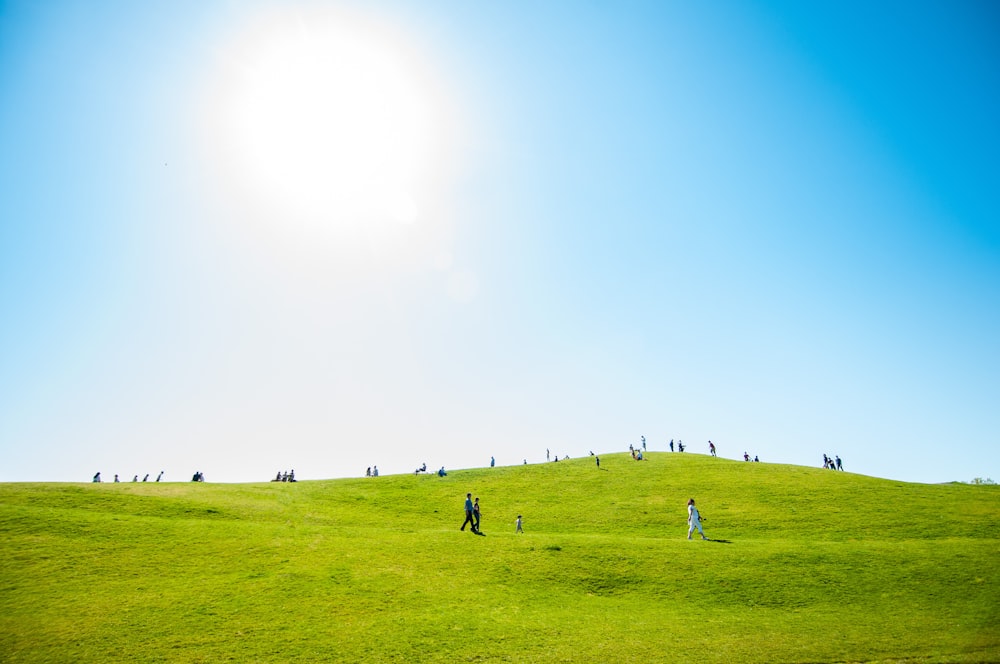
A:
1 453 998 663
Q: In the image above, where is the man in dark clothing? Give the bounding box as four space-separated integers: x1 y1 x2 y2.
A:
461 493 477 532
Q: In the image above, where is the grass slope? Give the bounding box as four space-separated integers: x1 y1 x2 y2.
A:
1 453 998 663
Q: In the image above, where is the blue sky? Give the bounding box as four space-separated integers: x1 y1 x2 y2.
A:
1 0 997 484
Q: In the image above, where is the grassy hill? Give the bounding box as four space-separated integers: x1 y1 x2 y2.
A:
1 453 997 663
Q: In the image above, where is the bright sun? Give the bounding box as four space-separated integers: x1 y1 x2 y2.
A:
212 9 439 229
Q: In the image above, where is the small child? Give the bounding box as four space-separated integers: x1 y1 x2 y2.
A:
516 515 523 533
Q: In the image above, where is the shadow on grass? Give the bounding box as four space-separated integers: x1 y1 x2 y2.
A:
707 538 733 544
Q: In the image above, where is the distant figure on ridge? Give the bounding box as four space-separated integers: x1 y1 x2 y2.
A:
132 475 138 482
836 456 843 471
156 471 163 482
709 441 716 456
438 466 447 477
596 456 600 468
143 474 149 482
546 448 550 461
687 498 708 541
641 436 646 451
491 456 495 468
670 439 674 452
93 472 101 483
744 452 750 462
113 474 120 483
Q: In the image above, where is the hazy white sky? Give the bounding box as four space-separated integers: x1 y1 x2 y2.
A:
2 0 998 484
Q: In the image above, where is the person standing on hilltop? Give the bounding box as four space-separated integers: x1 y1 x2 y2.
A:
709 441 716 456
687 498 708 540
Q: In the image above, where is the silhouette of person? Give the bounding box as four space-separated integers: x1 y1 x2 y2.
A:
461 493 476 532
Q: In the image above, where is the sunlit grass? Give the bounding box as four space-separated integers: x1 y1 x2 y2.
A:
1 453 998 662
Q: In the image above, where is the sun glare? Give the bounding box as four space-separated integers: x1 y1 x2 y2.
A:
211 9 440 230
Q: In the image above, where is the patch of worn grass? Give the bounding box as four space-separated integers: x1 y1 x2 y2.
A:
1 453 998 662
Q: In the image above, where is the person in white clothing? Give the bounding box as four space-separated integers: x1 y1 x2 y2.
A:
687 498 707 540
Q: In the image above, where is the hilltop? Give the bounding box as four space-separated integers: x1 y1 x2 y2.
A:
1 453 997 663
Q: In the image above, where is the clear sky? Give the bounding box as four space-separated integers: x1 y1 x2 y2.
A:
2 0 998 484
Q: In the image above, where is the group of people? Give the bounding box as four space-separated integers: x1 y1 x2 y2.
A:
365 466 379 477
93 472 164 483
272 470 296 482
743 453 760 462
459 491 707 540
823 454 844 471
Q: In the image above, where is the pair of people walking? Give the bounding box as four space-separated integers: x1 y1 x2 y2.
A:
461 493 483 534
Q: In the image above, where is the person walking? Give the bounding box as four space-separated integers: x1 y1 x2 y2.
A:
461 493 476 532
473 497 482 533
687 498 708 540
709 441 716 456
515 515 523 533
596 456 600 468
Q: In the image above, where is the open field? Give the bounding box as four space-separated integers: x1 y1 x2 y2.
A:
1 453 998 663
